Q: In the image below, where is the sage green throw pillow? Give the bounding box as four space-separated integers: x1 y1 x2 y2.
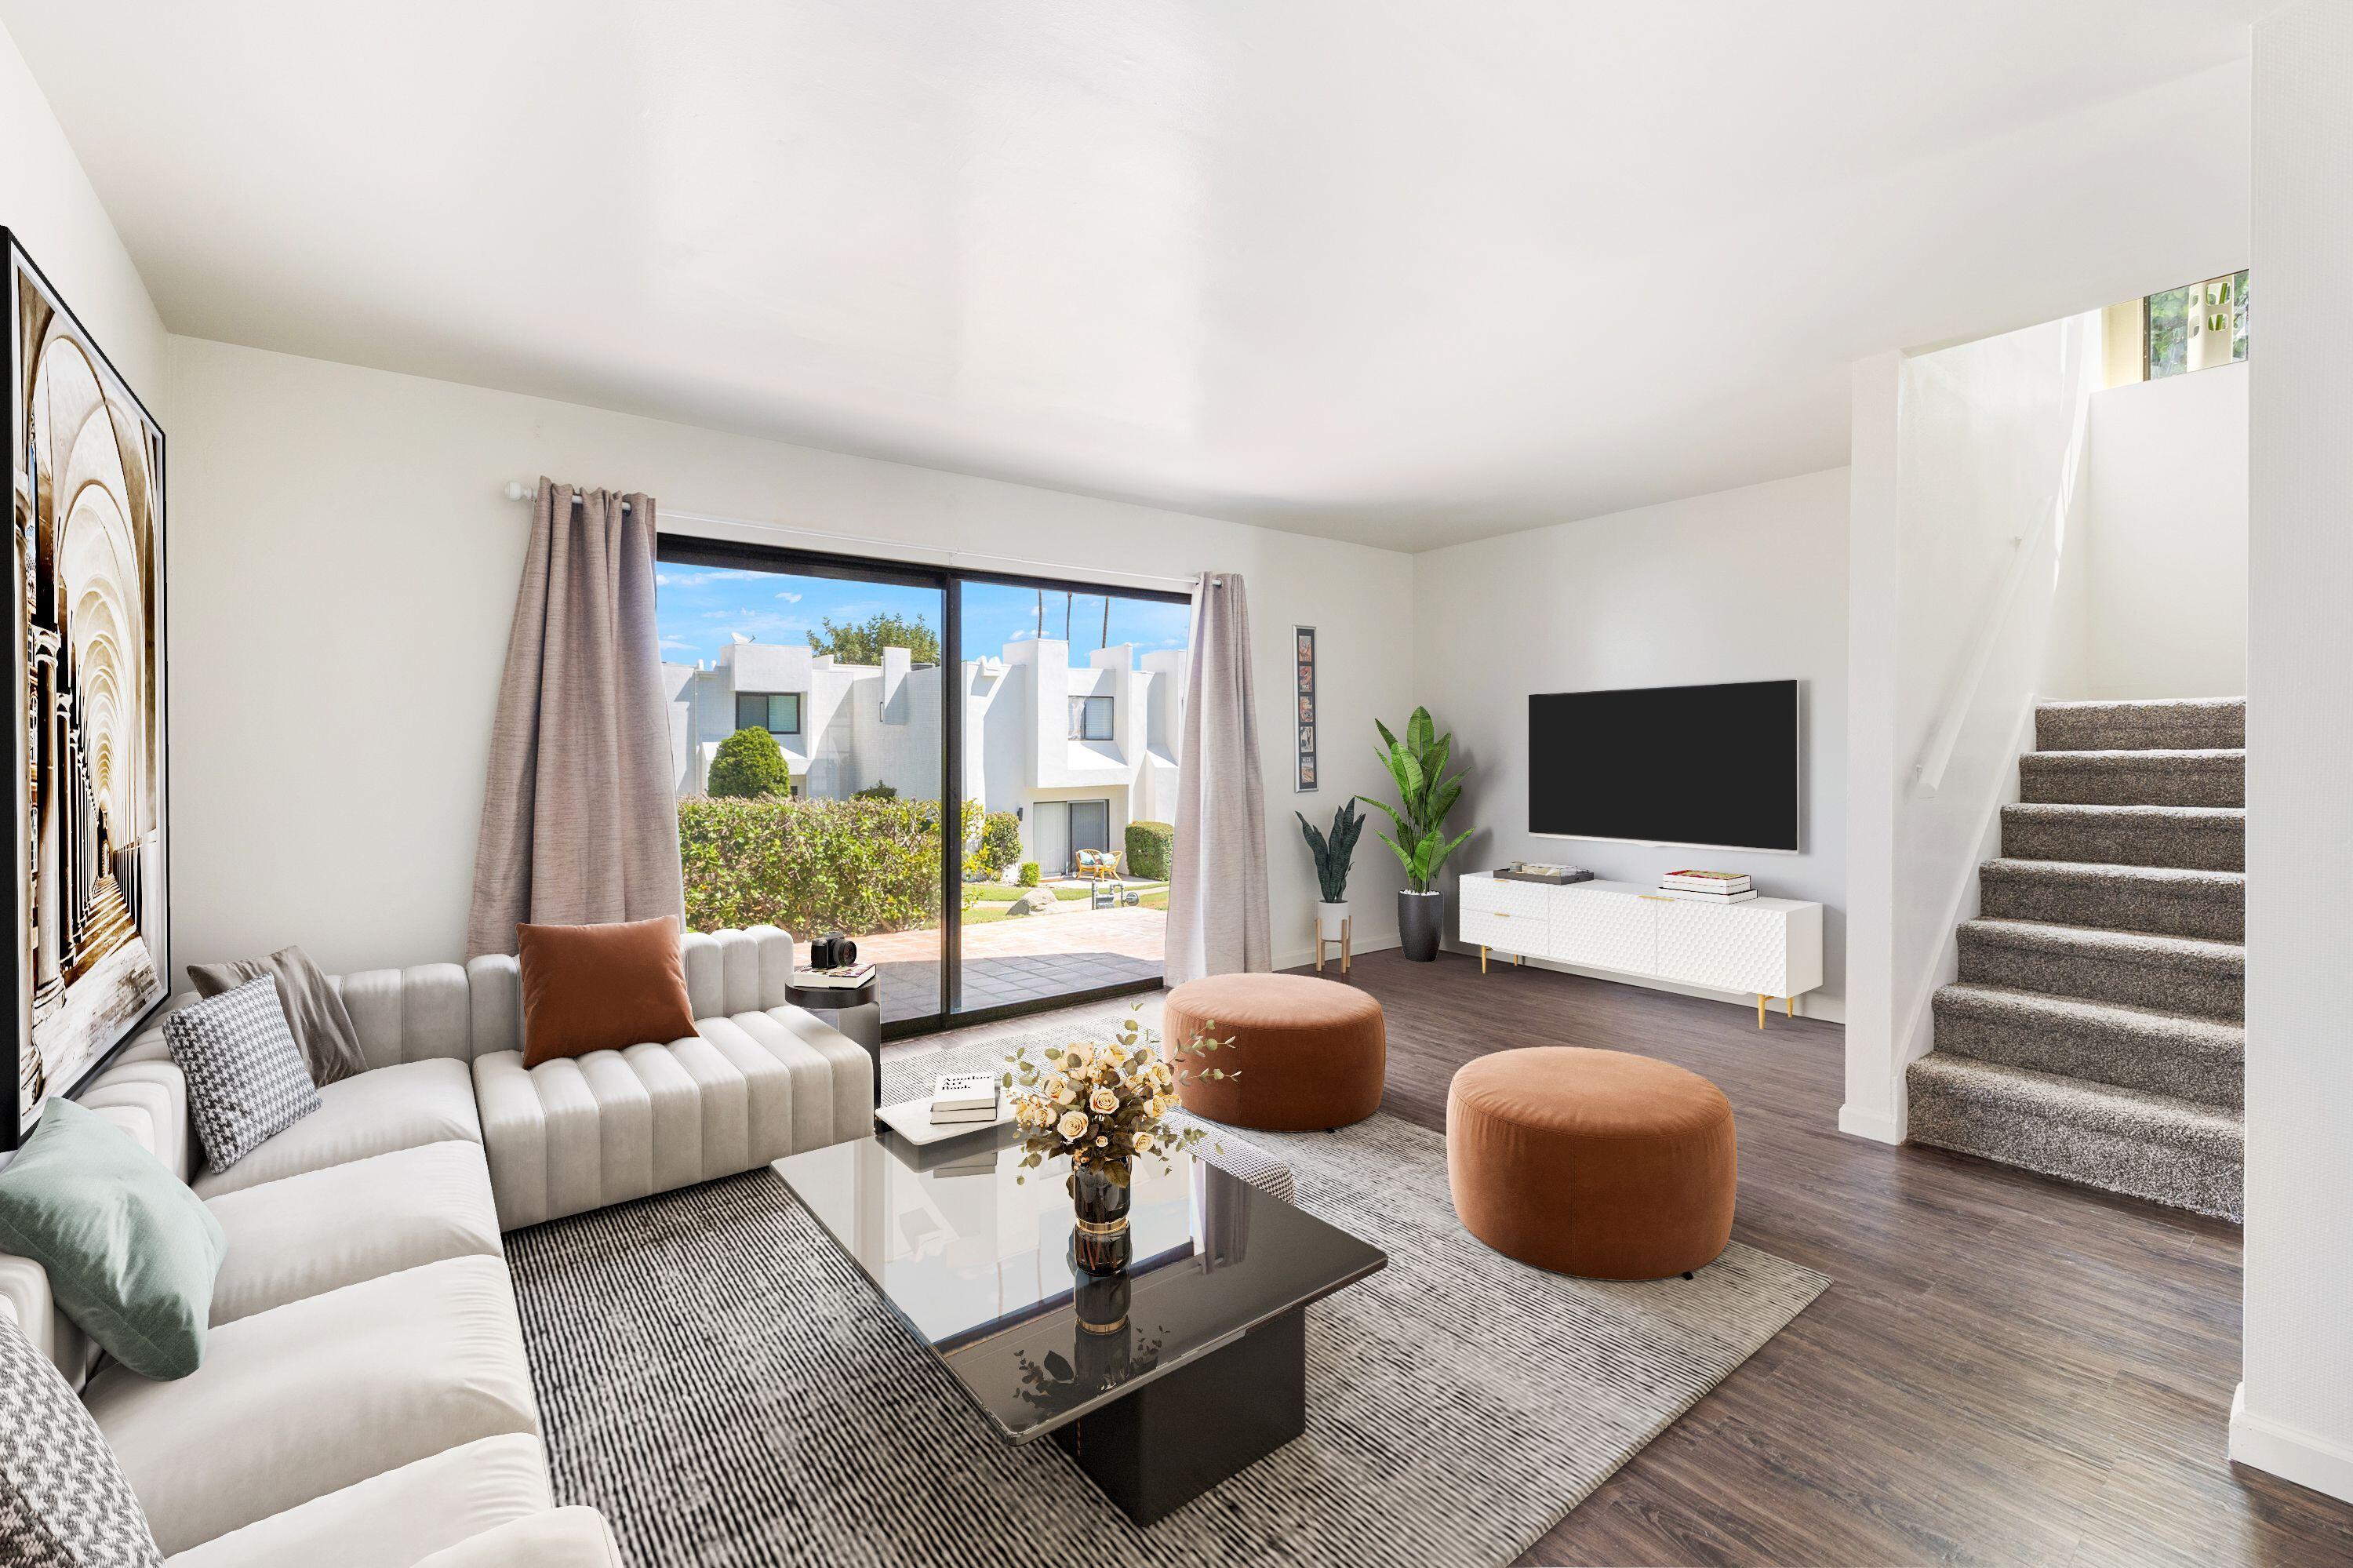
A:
0 1097 227 1381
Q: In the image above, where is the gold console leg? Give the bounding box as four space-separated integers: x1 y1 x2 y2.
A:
1756 994 1766 1029
1786 995 1795 1018
1481 945 1489 974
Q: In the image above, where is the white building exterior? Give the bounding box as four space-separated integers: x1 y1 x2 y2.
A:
664 636 1184 876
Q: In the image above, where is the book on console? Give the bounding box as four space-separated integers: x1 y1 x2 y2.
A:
1660 886 1757 902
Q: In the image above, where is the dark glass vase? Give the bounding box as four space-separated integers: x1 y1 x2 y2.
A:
1071 1162 1133 1274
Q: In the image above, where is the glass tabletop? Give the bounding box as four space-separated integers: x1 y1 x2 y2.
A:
772 1123 1386 1442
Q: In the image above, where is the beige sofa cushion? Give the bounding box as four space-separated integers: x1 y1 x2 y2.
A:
86 1255 540 1553
191 1058 480 1201
162 1434 554 1568
205 1141 503 1324
471 1005 870 1229
411 1508 622 1568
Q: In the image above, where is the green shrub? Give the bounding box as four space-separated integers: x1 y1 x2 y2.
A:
678 795 983 936
707 727 791 799
977 810 1022 878
1125 820 1175 880
1017 861 1041 887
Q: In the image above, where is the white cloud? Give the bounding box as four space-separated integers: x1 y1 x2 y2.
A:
776 591 803 603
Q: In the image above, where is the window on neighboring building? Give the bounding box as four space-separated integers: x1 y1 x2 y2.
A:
1069 694 1113 740
736 691 802 736
2145 270 2248 379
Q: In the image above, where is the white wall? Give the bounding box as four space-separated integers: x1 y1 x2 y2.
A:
2084 361 2249 700
164 337 1413 980
2234 0 2353 1507
1411 468 1850 1020
1842 313 2102 1142
0 22 166 401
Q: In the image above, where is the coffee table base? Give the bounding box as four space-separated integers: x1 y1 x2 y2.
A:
1049 1305 1307 1525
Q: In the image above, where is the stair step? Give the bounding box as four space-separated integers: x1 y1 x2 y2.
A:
1998 803 2243 871
1978 860 2242 941
1906 1053 2242 1220
2017 748 2243 807
2035 697 2244 752
1958 919 2242 1021
2014 748 2249 805
1932 982 2242 1108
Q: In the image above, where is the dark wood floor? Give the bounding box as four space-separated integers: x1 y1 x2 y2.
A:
890 950 2353 1567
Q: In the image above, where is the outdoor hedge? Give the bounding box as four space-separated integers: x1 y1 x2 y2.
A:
679 796 1030 936
1126 820 1175 880
977 810 1023 879
707 727 791 799
680 795 986 936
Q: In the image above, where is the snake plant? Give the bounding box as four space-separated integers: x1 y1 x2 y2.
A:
1358 707 1474 893
1297 799 1365 903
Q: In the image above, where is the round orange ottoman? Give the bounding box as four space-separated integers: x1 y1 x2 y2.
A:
1161 973 1384 1131
1446 1047 1736 1280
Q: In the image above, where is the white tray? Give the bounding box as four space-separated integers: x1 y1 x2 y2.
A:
876 1096 1016 1146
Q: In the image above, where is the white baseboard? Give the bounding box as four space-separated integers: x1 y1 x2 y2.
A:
2231 1383 2353 1504
1838 1101 1905 1144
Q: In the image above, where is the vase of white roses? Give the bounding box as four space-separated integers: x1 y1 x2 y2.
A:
1003 1006 1239 1275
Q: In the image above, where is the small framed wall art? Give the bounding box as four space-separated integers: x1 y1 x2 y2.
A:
1293 625 1317 791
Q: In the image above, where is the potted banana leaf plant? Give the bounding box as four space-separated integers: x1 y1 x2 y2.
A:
1297 799 1365 943
1359 707 1473 962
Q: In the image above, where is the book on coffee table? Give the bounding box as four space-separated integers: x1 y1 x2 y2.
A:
929 1071 1001 1124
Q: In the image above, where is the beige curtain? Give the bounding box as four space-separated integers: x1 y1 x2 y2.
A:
465 478 683 958
1166 572 1272 984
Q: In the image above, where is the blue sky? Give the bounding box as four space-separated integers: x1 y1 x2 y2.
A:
655 565 1190 669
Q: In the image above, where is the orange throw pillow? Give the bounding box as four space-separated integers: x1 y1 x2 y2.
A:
515 915 699 1067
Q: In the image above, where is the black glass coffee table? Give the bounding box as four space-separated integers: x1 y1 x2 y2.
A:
773 1122 1385 1523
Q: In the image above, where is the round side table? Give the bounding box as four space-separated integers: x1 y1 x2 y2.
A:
786 975 882 1107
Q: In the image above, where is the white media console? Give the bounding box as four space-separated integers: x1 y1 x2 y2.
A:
1459 871 1824 1025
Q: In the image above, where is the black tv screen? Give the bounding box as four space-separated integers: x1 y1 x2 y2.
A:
1529 680 1800 852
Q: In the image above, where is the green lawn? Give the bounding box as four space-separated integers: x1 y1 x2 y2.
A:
966 882 1090 900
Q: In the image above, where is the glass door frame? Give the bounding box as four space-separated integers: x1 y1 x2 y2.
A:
657 534 1191 1039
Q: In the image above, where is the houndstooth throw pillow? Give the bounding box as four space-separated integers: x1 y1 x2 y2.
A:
162 975 322 1172
0 1308 162 1566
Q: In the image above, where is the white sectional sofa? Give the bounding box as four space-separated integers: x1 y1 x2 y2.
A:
0 923 869 1565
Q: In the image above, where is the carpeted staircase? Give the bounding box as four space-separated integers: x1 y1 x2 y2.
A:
1907 697 2245 1221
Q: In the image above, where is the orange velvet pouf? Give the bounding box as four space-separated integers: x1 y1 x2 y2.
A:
1162 973 1385 1131
1446 1046 1737 1281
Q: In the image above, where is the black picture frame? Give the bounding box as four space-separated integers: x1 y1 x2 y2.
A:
1293 624 1317 792
5 230 173 1151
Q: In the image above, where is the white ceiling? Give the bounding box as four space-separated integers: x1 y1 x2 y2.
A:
5 2 2259 551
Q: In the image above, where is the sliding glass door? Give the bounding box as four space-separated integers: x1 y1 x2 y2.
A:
653 537 1187 1035
950 577 1189 1020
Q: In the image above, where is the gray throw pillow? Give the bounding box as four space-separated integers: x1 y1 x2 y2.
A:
162 976 322 1173
0 1307 162 1565
186 944 366 1086
0 1099 226 1381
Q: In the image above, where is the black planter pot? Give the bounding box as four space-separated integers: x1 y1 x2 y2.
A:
1398 890 1443 962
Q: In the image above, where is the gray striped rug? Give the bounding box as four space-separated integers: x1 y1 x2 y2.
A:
506 1031 1827 1567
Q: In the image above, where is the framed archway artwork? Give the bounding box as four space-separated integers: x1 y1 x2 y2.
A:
5 232 169 1149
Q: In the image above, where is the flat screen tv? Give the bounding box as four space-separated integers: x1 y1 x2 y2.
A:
1529 680 1800 852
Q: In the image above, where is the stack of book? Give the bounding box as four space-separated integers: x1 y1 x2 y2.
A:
929 1071 1001 1126
793 962 876 990
1660 869 1755 902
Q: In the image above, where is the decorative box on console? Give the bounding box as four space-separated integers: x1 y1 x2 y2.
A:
1493 863 1595 886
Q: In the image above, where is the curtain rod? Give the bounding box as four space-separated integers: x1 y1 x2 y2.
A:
503 481 1198 594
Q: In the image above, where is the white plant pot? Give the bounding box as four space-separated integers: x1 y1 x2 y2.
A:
1315 900 1351 940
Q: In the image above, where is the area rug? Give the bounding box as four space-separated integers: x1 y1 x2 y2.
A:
505 1029 1828 1568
